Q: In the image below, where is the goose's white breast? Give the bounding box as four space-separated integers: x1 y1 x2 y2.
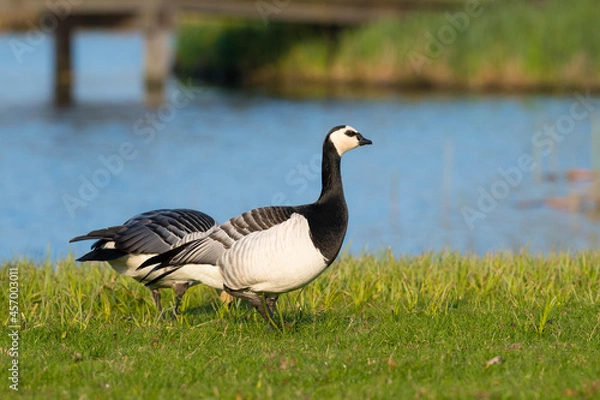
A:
220 213 327 294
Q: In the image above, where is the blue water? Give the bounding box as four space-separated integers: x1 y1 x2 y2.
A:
2 32 600 260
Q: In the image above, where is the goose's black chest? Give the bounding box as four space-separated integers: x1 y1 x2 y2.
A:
296 198 348 263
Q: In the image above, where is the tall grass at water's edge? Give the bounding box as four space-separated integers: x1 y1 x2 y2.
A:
176 0 600 93
1 251 599 398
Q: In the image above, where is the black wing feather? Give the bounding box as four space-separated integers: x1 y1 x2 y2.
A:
69 226 123 243
76 248 126 262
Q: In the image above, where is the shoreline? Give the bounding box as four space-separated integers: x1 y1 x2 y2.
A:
176 71 600 99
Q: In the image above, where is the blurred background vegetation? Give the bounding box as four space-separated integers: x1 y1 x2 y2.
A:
175 0 600 94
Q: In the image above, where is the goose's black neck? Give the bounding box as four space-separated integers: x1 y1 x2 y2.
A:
298 137 348 263
317 138 345 205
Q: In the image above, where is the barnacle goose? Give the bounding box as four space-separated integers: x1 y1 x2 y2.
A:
141 125 372 324
70 209 225 312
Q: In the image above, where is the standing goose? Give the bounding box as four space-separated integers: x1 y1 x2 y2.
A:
70 209 225 312
142 125 372 324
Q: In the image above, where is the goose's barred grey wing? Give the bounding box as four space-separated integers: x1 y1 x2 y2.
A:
141 206 297 271
220 206 296 240
115 209 217 254
71 209 216 255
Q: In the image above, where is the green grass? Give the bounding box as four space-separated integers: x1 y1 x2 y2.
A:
175 0 600 93
2 251 600 398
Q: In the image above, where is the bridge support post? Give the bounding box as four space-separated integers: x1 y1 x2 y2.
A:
54 17 73 107
144 8 173 108
144 27 170 108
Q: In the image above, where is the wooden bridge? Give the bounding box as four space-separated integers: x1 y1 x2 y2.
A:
0 0 463 107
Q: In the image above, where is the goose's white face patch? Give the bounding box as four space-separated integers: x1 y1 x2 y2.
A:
329 125 361 156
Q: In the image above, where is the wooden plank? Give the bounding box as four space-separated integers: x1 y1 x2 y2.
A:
0 0 472 28
175 0 466 24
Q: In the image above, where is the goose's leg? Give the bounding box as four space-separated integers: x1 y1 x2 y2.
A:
265 296 279 317
172 283 189 314
224 286 276 327
151 289 162 312
266 296 292 329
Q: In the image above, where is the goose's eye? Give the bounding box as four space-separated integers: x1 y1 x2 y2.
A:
345 130 356 137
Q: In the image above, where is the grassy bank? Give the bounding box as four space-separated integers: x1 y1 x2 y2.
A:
2 252 600 398
176 0 600 93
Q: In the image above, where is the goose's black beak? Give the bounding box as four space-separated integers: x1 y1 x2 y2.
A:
357 134 372 146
